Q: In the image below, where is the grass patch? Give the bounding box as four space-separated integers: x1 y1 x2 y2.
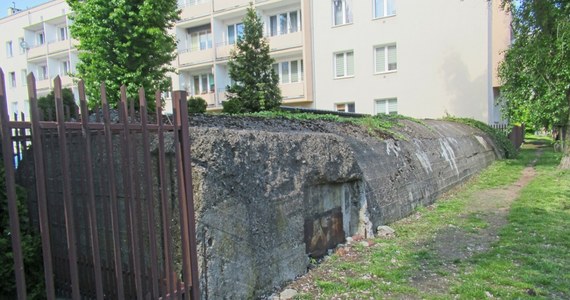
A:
292 137 569 299
244 110 429 140
444 116 518 159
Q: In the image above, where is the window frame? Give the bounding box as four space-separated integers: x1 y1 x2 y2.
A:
192 73 215 95
334 50 355 79
58 26 68 41
375 98 398 115
8 72 16 88
373 0 396 19
227 22 244 45
18 38 25 54
6 41 13 58
374 44 397 74
335 102 355 113
332 0 352 26
272 59 304 84
37 31 45 46
269 10 302 37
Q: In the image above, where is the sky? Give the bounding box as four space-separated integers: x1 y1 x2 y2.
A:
0 0 50 18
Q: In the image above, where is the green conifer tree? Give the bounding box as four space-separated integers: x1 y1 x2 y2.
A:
224 3 281 113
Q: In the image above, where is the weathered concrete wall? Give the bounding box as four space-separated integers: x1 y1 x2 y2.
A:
18 117 501 299
186 119 501 299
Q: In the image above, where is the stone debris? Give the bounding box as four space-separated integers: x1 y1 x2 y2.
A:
279 289 298 300
377 225 396 238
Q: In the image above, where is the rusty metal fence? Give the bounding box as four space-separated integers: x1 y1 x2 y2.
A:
0 68 200 299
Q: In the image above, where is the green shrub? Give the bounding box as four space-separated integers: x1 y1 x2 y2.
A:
444 116 518 159
37 88 78 121
187 96 207 114
221 98 244 114
0 164 44 298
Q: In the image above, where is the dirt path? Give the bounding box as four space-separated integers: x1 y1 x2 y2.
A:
410 145 544 296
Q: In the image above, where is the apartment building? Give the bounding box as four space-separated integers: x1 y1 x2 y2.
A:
1 0 77 119
0 0 510 123
312 0 511 123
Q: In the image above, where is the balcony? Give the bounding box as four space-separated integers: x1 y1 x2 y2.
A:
177 48 215 67
268 31 303 53
280 82 304 100
215 43 233 60
27 44 47 59
36 78 51 90
61 75 74 87
214 0 248 12
48 40 70 55
195 92 217 107
179 2 210 21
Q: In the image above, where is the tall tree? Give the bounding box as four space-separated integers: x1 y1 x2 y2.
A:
67 0 179 107
498 0 570 168
224 3 281 113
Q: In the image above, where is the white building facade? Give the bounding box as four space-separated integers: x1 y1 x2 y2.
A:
0 0 510 123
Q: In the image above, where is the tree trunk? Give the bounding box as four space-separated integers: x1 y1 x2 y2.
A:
559 89 570 169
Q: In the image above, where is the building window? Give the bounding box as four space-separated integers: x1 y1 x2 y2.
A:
188 25 212 51
18 38 25 54
374 44 397 73
192 73 214 94
336 102 355 112
61 60 70 75
8 72 16 88
37 31 45 46
374 0 396 18
21 69 27 86
6 41 13 57
58 26 68 41
332 0 352 26
272 59 304 84
375 98 397 115
269 10 301 36
334 51 354 78
39 65 48 80
227 23 244 45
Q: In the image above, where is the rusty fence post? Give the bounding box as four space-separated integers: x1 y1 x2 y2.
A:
0 69 27 299
172 90 200 299
27 72 56 299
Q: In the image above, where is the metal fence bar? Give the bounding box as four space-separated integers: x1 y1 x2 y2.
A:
139 88 160 298
27 72 56 300
100 82 125 298
172 91 189 298
119 85 143 299
156 91 175 299
54 76 81 299
78 80 104 300
0 68 27 300
175 93 201 300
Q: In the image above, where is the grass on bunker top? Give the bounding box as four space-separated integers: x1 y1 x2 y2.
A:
244 110 424 140
292 136 570 299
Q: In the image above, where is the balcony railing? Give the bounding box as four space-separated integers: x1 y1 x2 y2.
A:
177 47 215 67
179 1 210 20
267 31 303 52
280 81 304 100
27 44 47 59
47 39 70 54
213 0 248 12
